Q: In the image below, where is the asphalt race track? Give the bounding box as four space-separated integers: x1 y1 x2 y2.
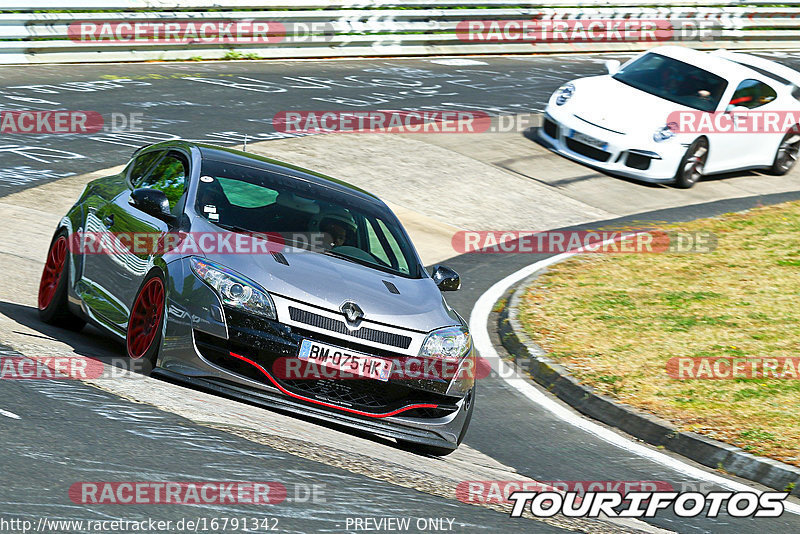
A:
2 52 800 534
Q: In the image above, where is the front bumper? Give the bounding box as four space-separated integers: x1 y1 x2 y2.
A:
159 270 474 449
539 107 688 183
153 367 474 450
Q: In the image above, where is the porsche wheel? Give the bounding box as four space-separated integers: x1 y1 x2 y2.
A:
674 138 708 189
769 130 800 176
38 231 85 330
126 271 166 374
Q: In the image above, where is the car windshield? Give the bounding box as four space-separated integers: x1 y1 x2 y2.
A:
195 159 421 278
612 53 728 112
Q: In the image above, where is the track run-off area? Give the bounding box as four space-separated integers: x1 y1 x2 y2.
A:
2 52 800 534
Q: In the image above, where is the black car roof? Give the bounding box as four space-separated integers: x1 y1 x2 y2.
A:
135 140 384 207
194 143 383 205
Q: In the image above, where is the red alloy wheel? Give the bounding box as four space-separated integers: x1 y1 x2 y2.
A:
126 277 165 360
38 236 68 310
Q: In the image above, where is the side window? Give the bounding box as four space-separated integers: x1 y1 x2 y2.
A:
729 79 777 109
215 176 279 208
127 150 163 185
138 152 188 209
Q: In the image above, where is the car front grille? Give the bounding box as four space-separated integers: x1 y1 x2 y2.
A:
543 118 559 139
194 324 455 417
288 306 412 349
279 378 457 416
625 152 652 170
565 138 612 162
282 377 406 408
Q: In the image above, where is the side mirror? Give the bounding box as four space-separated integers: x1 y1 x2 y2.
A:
605 59 621 76
130 188 174 223
432 265 461 291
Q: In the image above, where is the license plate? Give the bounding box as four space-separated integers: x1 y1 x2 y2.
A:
569 129 608 150
297 339 392 382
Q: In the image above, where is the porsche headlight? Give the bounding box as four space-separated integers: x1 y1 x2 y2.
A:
419 326 471 361
190 257 276 320
653 122 678 143
555 83 576 106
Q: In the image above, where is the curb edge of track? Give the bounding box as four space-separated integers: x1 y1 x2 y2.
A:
496 265 800 498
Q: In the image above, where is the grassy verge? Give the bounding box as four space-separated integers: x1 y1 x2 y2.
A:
517 200 800 467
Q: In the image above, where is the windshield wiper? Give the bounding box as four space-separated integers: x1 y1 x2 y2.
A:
322 249 363 265
322 250 402 277
213 222 256 234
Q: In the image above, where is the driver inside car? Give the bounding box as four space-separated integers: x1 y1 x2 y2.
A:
310 208 358 250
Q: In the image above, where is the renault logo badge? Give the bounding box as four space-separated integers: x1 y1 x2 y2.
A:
340 301 364 325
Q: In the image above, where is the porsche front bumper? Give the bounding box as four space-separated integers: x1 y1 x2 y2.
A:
539 107 689 183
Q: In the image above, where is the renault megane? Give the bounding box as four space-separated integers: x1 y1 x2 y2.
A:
37 140 475 455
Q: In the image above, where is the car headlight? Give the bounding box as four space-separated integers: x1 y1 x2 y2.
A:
419 326 471 362
190 257 276 320
653 122 678 143
555 83 576 106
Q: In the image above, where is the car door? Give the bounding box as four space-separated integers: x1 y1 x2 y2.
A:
79 149 165 329
705 79 778 173
83 150 189 331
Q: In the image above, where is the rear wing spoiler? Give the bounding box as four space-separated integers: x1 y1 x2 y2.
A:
711 49 800 88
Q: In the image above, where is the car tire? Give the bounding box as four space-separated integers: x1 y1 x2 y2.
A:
399 386 475 457
674 138 708 189
126 270 166 375
768 130 800 176
38 230 86 331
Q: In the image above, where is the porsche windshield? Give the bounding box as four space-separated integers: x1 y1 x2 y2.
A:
196 159 421 278
613 53 727 112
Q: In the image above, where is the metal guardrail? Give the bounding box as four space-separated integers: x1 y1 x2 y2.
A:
0 2 798 64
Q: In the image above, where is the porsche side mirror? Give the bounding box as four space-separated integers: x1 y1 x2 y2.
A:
130 188 175 223
605 59 621 75
432 265 461 291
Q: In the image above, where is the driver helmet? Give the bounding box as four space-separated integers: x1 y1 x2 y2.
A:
309 207 357 233
309 208 357 247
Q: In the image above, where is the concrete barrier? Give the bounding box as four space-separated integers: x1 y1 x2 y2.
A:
1 1 798 64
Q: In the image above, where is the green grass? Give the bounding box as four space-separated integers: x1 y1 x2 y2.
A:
517 200 800 466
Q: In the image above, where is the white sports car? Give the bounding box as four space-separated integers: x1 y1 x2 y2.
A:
540 46 800 188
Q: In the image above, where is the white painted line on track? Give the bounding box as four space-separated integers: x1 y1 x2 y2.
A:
469 247 800 516
0 408 20 419
428 58 488 66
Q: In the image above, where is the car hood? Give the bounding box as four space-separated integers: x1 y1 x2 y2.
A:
563 75 695 135
196 237 459 333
